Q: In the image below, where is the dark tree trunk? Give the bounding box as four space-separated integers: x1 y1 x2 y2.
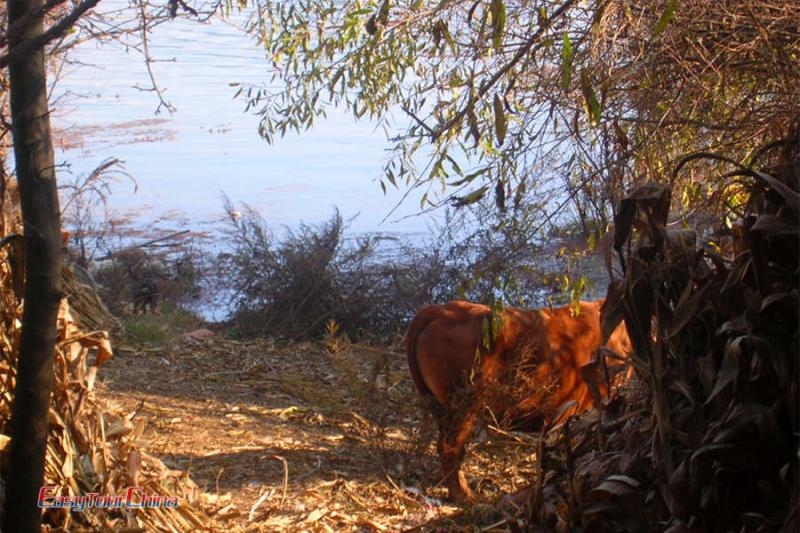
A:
3 0 63 530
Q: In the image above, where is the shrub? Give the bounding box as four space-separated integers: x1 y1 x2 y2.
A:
215 194 608 340
528 123 799 531
217 198 404 339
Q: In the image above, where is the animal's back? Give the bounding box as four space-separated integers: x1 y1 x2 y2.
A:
405 301 539 406
539 301 603 366
405 301 489 405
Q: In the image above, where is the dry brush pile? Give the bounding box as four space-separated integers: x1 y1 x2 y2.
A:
0 203 213 531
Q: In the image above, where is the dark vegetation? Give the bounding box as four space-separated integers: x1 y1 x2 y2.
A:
92 247 202 317
215 194 603 341
80 194 601 343
515 129 800 531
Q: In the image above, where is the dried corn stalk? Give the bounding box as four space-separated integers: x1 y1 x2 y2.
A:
523 125 800 532
0 223 212 532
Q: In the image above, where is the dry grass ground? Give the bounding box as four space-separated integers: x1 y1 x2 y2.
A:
95 331 538 532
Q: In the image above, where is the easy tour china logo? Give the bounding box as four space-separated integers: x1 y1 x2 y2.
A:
38 486 179 512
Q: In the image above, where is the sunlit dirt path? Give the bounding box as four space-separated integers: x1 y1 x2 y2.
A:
96 336 534 531
96 337 435 531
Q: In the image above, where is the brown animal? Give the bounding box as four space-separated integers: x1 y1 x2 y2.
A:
406 299 632 502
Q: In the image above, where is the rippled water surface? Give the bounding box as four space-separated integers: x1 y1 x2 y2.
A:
53 3 431 236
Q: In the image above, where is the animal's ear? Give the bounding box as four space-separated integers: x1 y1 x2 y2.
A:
600 281 625 343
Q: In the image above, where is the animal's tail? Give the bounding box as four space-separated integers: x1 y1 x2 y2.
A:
405 307 437 398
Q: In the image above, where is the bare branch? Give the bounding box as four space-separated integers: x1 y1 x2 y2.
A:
0 0 103 69
135 0 176 114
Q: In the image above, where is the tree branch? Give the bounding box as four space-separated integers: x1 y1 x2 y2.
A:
135 0 175 113
401 104 436 136
95 230 191 261
0 0 65 50
0 0 102 69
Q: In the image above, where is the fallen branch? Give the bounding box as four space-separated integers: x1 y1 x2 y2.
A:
95 229 191 261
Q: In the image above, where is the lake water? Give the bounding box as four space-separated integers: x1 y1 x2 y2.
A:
51 3 435 238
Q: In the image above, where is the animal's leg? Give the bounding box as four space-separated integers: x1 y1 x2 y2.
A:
437 404 480 503
149 295 160 315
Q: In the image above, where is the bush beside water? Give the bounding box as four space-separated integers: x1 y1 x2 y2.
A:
214 198 604 340
76 197 608 343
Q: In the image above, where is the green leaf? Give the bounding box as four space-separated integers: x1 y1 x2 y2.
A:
561 32 573 91
622 0 634 24
330 67 345 92
445 154 462 175
513 180 526 209
377 0 391 23
481 316 492 350
538 7 548 28
580 70 601 126
452 185 489 207
587 231 597 251
435 20 456 52
653 0 677 37
493 94 507 146
447 166 489 187
490 0 506 49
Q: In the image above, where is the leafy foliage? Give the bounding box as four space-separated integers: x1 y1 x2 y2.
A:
239 0 800 233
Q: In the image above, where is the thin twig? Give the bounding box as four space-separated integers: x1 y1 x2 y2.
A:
95 230 190 261
270 455 289 510
135 0 175 114
0 234 22 251
247 486 273 522
214 466 224 495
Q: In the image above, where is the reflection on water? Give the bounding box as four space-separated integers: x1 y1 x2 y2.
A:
52 2 432 235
